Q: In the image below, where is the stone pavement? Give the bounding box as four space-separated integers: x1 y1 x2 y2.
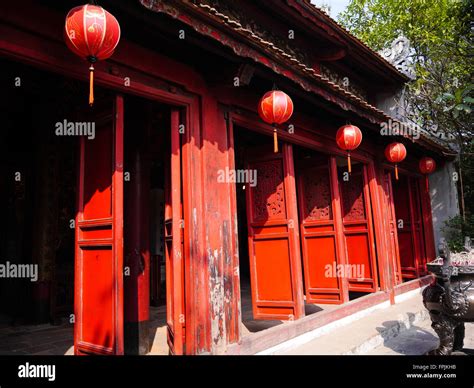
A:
0 323 74 355
368 318 474 355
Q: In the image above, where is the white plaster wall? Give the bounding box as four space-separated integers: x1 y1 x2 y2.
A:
429 161 460 253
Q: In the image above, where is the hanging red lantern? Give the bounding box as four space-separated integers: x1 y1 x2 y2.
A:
64 2 121 106
419 157 436 174
336 124 363 174
258 90 294 153
385 142 407 180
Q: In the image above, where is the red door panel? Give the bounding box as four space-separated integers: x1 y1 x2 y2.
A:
75 96 124 355
409 177 427 275
382 172 402 285
297 157 343 304
338 163 378 292
392 175 421 279
245 144 304 320
164 109 185 354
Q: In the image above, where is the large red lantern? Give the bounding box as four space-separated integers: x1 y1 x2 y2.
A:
64 3 121 106
385 142 407 180
419 157 436 174
336 124 363 173
258 90 294 153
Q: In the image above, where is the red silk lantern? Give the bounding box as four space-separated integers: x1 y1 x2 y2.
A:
385 142 407 180
258 90 294 153
419 157 436 174
64 3 121 105
336 124 363 173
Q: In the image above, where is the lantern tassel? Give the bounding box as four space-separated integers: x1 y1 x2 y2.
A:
273 127 278 153
395 164 399 180
89 64 95 106
347 151 352 174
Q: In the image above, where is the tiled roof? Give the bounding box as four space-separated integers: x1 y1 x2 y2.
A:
140 0 453 154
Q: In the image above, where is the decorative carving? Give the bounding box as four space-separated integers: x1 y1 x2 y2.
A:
379 36 415 78
252 160 286 220
320 65 368 101
303 169 332 221
341 173 366 221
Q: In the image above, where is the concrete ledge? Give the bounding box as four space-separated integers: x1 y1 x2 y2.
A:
224 276 432 355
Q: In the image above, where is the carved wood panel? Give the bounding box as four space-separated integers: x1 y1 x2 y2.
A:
252 159 286 221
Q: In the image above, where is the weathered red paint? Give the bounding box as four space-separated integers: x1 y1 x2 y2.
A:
74 95 124 355
297 155 344 304
245 144 304 320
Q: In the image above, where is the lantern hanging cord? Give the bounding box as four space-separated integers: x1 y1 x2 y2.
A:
347 151 352 174
273 126 278 153
89 0 98 5
89 64 95 106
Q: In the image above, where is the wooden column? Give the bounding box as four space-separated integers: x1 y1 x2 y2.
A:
367 161 395 303
329 156 350 303
124 128 151 355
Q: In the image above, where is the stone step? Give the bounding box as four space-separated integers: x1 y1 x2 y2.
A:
272 290 431 355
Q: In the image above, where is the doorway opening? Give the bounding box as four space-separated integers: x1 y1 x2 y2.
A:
0 58 84 355
233 126 338 335
123 96 187 355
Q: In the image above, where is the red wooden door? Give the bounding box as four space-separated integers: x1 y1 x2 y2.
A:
74 96 124 355
409 177 427 276
338 163 378 292
245 144 304 320
297 156 343 304
392 175 425 279
382 171 402 285
164 109 185 354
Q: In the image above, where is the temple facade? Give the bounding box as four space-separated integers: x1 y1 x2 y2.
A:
0 0 458 355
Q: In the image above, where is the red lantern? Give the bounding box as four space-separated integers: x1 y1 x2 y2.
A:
258 90 294 153
64 3 121 106
385 142 407 180
336 124 363 173
419 157 436 174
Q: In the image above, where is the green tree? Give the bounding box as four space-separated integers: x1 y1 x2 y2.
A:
339 0 473 221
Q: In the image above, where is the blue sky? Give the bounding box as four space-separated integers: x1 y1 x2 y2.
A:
310 0 351 18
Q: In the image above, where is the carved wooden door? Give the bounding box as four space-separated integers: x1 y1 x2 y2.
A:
297 156 344 304
245 144 304 320
74 96 124 355
338 163 378 292
382 171 402 285
392 175 419 279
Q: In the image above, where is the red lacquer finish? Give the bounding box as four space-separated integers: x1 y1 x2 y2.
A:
419 157 436 175
392 175 427 279
245 144 304 320
385 142 407 180
337 163 378 292
382 171 403 285
258 90 294 153
297 155 344 304
165 109 186 354
335 124 362 173
64 4 120 105
74 96 124 355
